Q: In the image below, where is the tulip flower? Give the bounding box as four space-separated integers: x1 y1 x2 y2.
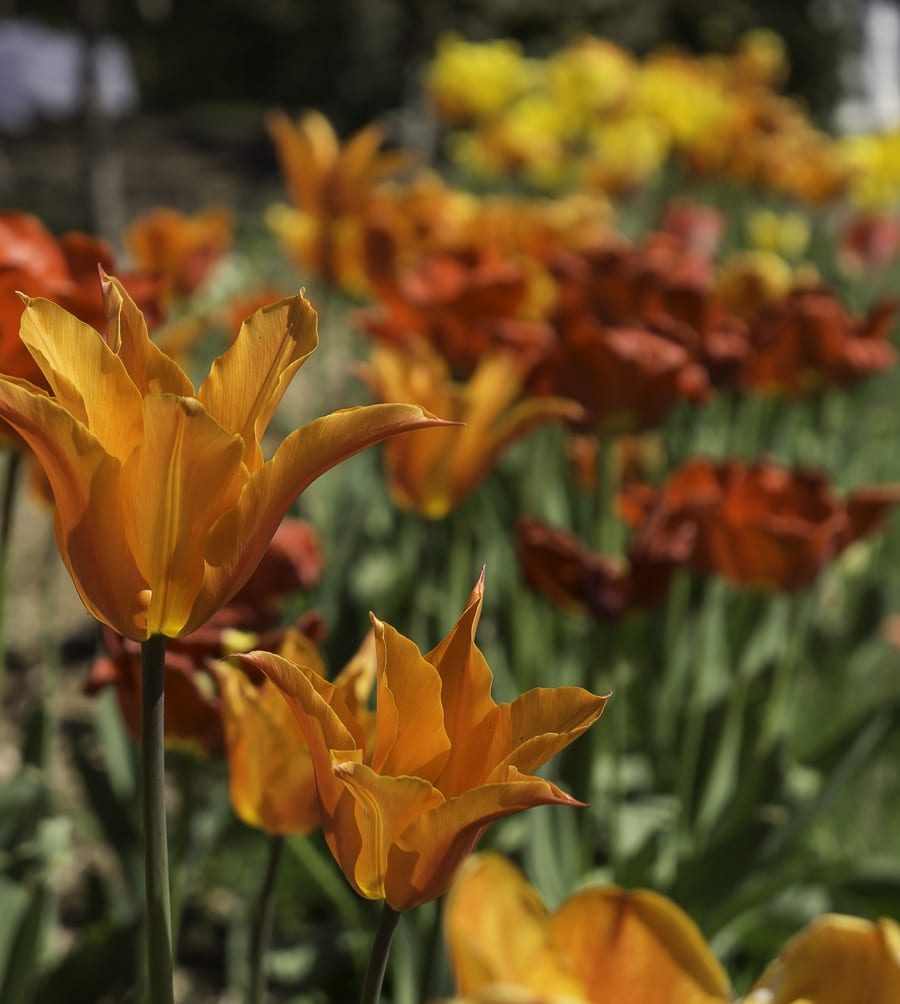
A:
443 852 731 1004
362 339 584 518
0 278 448 641
745 914 900 1004
239 572 608 911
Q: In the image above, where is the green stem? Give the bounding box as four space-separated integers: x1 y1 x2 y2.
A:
249 834 285 1004
0 449 22 703
141 634 174 1004
361 902 401 1004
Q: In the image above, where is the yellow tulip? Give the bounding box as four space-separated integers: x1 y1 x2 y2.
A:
745 914 900 1004
0 277 447 640
239 573 608 910
444 853 732 1004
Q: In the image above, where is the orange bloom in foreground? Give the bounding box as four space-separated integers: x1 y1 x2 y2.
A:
239 573 608 910
745 913 900 1004
362 339 584 518
0 278 447 640
443 852 731 1004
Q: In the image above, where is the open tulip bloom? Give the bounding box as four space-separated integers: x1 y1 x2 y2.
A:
0 275 447 641
240 572 609 912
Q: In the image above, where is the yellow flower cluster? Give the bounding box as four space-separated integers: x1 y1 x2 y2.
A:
427 30 849 202
840 129 900 208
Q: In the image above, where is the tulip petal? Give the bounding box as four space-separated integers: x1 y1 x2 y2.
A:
445 853 584 998
0 376 150 636
187 403 452 636
369 615 451 778
332 760 445 900
217 662 320 835
550 887 732 1004
748 914 900 1004
428 574 499 797
18 296 144 460
197 294 318 471
119 394 247 637
385 766 583 910
483 687 609 782
101 273 195 397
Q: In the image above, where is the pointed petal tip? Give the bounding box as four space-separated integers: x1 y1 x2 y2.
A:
15 290 30 305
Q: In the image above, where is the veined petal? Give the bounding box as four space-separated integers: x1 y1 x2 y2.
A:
332 760 444 900
119 394 246 637
18 296 144 461
101 273 195 397
197 294 318 471
446 853 584 998
550 887 732 1004
429 573 499 797
482 687 609 782
0 376 149 637
369 615 450 779
385 766 582 910
186 403 452 636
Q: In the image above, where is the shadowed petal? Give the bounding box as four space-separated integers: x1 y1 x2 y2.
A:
550 887 732 1004
483 687 610 781
445 853 585 998
332 760 445 900
197 294 318 471
216 662 320 835
384 767 583 910
18 295 144 460
186 403 452 636
369 615 450 778
101 273 195 397
0 376 150 636
119 395 247 637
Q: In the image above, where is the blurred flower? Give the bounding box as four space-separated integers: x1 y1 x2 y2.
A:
86 517 326 755
659 200 726 257
125 206 233 298
427 34 538 124
360 246 554 377
443 852 731 1004
745 914 900 1004
746 288 896 395
746 209 810 260
839 213 900 275
0 210 163 387
216 628 376 835
266 109 412 293
716 249 795 318
362 339 583 519
619 458 900 591
240 573 608 910
0 280 448 640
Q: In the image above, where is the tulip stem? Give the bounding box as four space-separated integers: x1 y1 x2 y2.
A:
249 834 285 1004
361 902 401 1004
141 634 175 1004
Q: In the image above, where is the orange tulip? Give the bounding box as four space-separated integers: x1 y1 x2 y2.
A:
362 338 584 518
745 914 900 1004
217 629 377 835
0 278 448 640
444 852 731 1004
239 573 608 910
